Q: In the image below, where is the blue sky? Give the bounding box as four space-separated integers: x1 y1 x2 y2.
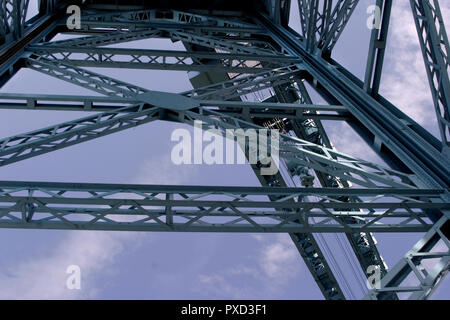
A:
0 0 448 299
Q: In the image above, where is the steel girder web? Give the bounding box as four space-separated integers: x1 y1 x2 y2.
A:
63 8 285 55
0 103 162 166
55 13 280 55
61 21 270 47
43 26 271 49
178 106 416 190
25 56 149 98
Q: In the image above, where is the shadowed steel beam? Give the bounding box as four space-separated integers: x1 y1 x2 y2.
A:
318 0 359 56
0 2 61 86
40 28 165 48
64 21 266 37
67 23 280 55
298 0 321 51
28 45 299 73
410 0 450 154
0 93 349 120
81 8 258 28
297 0 359 56
45 24 278 53
166 29 284 55
363 0 392 96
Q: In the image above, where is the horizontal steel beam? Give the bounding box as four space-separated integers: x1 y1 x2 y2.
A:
28 45 299 73
0 93 349 120
0 180 444 233
80 8 258 29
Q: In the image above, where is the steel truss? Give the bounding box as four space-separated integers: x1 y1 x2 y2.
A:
410 0 450 155
0 181 444 233
0 0 448 300
0 0 30 45
28 45 299 73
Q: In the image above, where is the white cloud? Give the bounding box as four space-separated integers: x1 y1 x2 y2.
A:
0 155 200 299
259 234 299 283
380 2 450 133
134 155 201 185
0 231 136 299
196 234 301 298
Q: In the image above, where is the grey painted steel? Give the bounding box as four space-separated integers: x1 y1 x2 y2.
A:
410 0 450 154
28 45 299 73
257 13 450 189
0 1 448 300
363 0 392 96
0 181 444 233
365 216 450 299
184 41 347 299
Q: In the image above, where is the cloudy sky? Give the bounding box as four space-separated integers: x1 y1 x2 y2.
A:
0 0 448 299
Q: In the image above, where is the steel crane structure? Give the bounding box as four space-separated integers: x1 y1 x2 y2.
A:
0 0 449 300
